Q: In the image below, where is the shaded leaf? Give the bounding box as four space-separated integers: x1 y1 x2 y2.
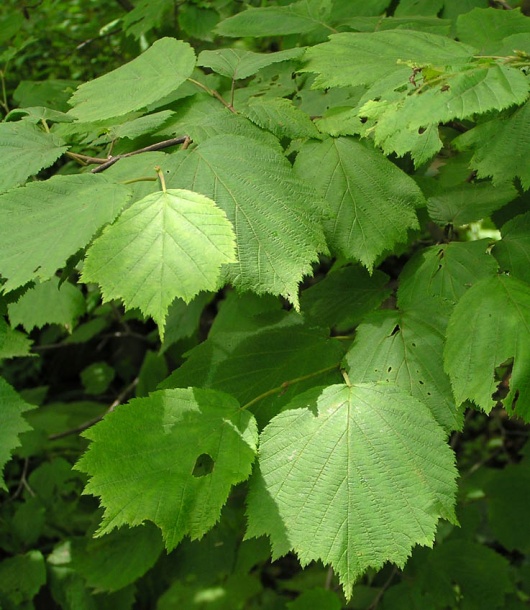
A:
294 137 421 269
68 38 196 122
444 274 530 417
0 121 68 193
0 318 33 359
0 174 131 293
197 48 304 80
167 135 327 308
493 212 530 283
246 382 457 598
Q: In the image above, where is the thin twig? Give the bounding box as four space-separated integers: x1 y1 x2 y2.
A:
187 77 235 112
8 458 35 502
48 377 138 440
491 0 512 9
368 566 399 610
239 364 340 411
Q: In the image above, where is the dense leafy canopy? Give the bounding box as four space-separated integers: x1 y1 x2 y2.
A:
1 0 530 608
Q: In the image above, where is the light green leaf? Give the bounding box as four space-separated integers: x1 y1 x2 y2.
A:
0 317 32 359
294 137 421 270
300 30 475 89
341 16 451 35
427 181 518 226
8 277 86 332
0 174 131 293
397 240 498 310
0 121 68 193
246 382 457 599
493 212 530 283
453 101 530 190
444 274 530 416
76 388 258 550
82 188 236 337
68 38 196 122
197 48 304 80
456 7 530 54
244 97 321 140
166 135 328 308
345 307 462 432
97 110 175 142
0 377 34 491
300 266 391 330
215 0 333 37
71 523 164 592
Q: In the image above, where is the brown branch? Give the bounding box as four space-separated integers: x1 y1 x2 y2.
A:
48 377 138 440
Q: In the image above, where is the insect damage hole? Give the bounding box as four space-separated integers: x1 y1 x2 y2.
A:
192 453 215 477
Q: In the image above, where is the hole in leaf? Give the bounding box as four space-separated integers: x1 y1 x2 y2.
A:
387 366 392 373
418 127 426 134
390 325 400 336
192 453 215 477
418 380 424 385
411 342 417 348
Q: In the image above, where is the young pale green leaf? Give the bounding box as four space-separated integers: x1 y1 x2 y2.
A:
294 137 421 270
76 388 258 550
427 181 518 226
82 188 236 337
68 38 196 122
456 7 530 54
0 174 131 293
0 318 32 359
197 48 304 80
299 266 391 331
166 135 328 308
0 377 35 490
8 277 85 333
300 30 475 89
246 382 457 599
493 212 530 283
397 240 498 311
345 307 462 432
0 121 67 194
453 101 530 190
444 274 530 417
244 97 321 140
215 0 333 37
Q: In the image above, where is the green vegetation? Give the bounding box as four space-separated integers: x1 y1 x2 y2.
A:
1 1 530 608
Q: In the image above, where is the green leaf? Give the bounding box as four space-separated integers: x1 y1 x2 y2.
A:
167 135 327 308
394 0 444 16
0 317 33 359
0 377 34 491
80 362 115 395
300 31 474 89
444 274 530 416
8 277 86 332
122 0 174 39
197 48 304 80
68 38 196 122
0 550 45 607
493 212 530 283
0 120 68 193
246 382 457 598
244 97 321 140
345 307 462 432
397 240 498 310
287 588 341 610
0 174 131 293
76 388 258 550
161 323 345 425
427 181 518 226
161 292 212 354
215 0 333 37
456 7 530 54
82 188 236 337
71 523 164 592
294 137 421 270
300 266 391 330
453 101 530 190
136 350 168 397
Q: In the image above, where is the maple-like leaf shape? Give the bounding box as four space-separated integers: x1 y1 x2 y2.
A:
82 189 236 337
76 388 258 550
246 382 457 599
444 274 530 418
